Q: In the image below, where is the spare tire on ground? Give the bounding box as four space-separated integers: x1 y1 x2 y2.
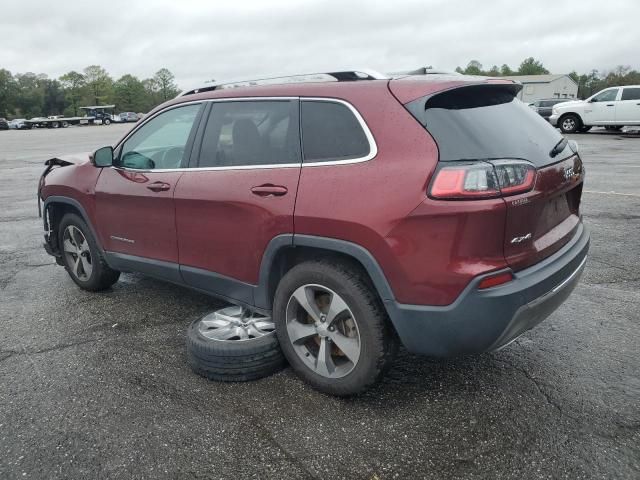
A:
186 306 286 382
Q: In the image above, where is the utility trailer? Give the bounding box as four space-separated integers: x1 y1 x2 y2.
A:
26 105 116 129
27 115 96 129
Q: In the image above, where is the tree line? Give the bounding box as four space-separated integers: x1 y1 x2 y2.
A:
0 65 181 118
3 59 640 118
455 57 640 99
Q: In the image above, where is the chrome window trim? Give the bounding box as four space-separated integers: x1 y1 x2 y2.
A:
300 97 377 166
112 96 377 173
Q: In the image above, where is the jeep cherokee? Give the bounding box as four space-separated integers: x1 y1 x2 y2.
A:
39 70 589 396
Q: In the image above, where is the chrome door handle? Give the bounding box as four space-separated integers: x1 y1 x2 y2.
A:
147 181 170 192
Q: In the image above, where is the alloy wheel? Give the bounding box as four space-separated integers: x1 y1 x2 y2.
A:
562 117 576 131
62 225 93 281
285 284 361 378
197 306 275 341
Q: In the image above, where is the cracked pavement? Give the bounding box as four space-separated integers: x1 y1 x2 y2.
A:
0 125 638 479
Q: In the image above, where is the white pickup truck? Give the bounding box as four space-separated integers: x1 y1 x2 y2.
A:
550 85 640 133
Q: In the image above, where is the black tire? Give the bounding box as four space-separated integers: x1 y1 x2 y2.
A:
103 118 111 126
273 260 399 396
186 314 286 382
559 114 581 133
58 213 120 291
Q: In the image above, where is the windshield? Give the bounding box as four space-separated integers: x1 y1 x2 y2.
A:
406 84 571 167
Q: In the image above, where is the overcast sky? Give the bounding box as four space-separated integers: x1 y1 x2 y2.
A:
1 0 638 88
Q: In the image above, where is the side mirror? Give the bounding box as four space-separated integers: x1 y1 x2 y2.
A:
93 146 114 167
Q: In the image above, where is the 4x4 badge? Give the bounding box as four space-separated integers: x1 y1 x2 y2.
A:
510 233 532 244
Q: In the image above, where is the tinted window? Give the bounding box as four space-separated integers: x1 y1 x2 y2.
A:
118 104 200 170
407 84 567 168
621 88 640 101
301 101 370 162
198 101 299 167
592 89 619 102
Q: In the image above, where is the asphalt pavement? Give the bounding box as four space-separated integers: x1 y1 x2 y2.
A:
0 124 638 479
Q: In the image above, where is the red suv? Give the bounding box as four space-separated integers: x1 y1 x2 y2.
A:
39 71 589 395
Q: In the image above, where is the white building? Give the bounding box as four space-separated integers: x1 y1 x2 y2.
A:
502 74 578 103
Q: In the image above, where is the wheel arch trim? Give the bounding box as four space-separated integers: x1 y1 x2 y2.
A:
255 234 396 310
42 196 104 253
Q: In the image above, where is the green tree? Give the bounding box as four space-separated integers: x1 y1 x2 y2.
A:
42 79 66 116
0 68 17 117
142 78 160 111
500 64 514 76
83 65 113 105
487 65 500 77
114 74 146 112
585 69 601 96
14 72 46 118
464 60 484 76
59 71 86 116
152 68 180 102
518 57 549 75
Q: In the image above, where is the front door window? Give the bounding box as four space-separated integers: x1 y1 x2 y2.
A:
118 104 201 170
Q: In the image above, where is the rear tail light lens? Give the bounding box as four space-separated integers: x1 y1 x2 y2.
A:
429 160 536 200
491 160 536 195
430 163 500 199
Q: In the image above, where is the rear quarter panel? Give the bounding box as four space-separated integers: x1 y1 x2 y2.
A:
295 84 463 305
295 82 510 306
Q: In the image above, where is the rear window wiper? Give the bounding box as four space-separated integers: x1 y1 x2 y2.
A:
549 137 568 158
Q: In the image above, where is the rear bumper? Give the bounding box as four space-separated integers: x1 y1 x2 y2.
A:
385 223 589 356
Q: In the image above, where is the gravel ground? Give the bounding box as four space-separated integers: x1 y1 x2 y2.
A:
0 125 638 479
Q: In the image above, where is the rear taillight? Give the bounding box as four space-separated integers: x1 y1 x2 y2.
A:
429 160 536 200
491 160 536 195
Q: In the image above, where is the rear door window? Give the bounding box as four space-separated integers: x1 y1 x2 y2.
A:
198 100 300 168
300 100 371 162
621 88 640 101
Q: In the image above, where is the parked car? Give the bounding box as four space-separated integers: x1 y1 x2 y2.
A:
38 71 589 396
8 118 31 130
530 98 572 120
0 118 9 130
119 112 140 122
550 85 640 133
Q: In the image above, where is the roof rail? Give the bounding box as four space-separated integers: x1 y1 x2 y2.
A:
178 69 388 97
387 66 461 77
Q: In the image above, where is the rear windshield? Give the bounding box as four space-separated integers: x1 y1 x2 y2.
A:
406 84 569 167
